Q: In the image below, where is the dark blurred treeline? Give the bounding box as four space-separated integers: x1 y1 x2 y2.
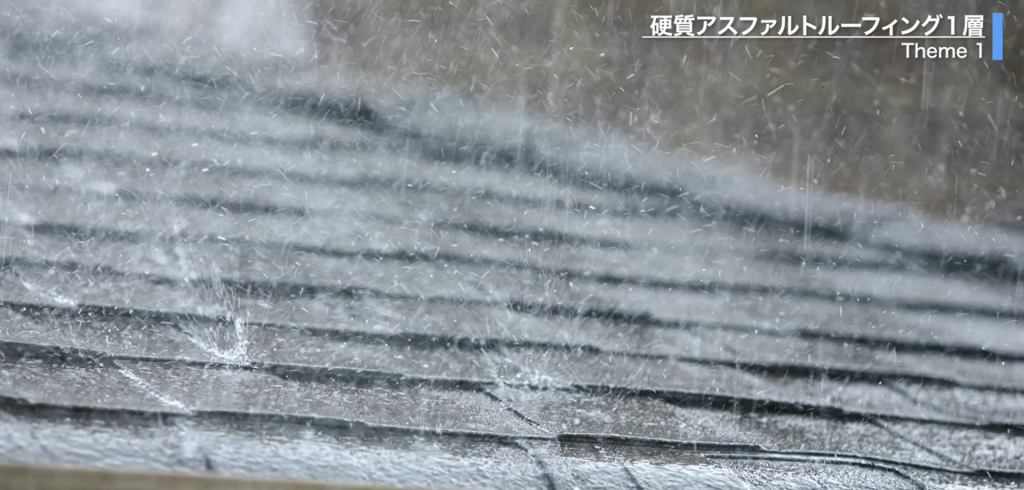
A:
313 0 1024 225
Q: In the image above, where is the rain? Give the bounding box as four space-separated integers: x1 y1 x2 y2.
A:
0 1 1022 489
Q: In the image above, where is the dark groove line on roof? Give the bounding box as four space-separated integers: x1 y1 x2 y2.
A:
4 248 1022 364
2 145 578 219
1 335 1021 434
773 453 931 490
873 243 1024 285
0 338 490 392
93 185 314 218
703 453 928 488
711 451 1024 485
573 380 1024 430
757 245 1022 285
10 110 382 155
901 474 931 490
621 466 646 490
482 391 552 434
596 440 959 478
513 441 560 490
578 382 1002 432
868 419 966 470
882 380 958 419
710 449 1024 483
430 219 631 250
0 394 1018 480
0 393 546 445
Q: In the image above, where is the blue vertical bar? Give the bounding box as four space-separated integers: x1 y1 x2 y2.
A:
993 13 1003 60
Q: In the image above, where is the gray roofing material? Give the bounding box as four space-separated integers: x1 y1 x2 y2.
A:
1 2 1023 489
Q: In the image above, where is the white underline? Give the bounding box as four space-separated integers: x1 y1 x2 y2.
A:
642 35 979 39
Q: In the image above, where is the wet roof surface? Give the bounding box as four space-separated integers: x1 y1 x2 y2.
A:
1 2 1024 489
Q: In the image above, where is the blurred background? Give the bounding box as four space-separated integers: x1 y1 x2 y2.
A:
112 0 1024 226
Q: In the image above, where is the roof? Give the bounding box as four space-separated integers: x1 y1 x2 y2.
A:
1 2 1023 489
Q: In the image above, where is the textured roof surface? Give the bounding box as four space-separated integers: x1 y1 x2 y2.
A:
1 2 1023 489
